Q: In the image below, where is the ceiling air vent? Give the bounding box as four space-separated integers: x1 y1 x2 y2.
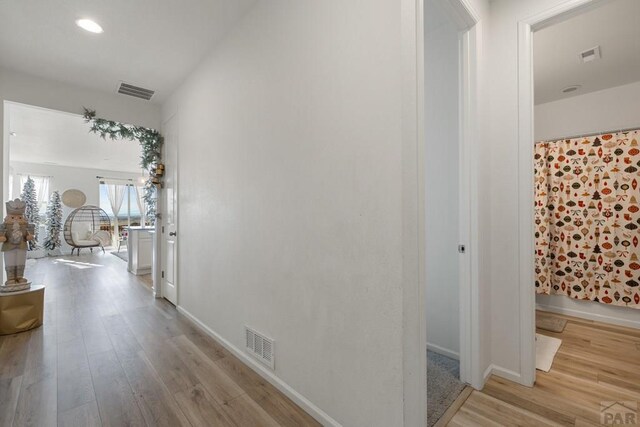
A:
579 46 601 63
562 85 581 94
245 326 275 369
117 82 155 100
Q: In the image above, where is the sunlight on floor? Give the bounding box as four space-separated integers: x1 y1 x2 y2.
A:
53 259 104 269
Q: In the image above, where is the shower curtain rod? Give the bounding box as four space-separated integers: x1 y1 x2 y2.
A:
536 126 640 144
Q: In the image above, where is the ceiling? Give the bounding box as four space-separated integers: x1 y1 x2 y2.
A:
534 0 640 105
8 102 143 173
0 0 256 103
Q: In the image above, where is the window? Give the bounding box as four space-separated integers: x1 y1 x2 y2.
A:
98 181 147 235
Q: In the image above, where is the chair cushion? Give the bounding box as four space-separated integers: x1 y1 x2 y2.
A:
91 231 111 246
74 239 98 247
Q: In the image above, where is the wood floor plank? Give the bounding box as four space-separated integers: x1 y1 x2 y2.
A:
174 384 236 427
56 336 89 374
13 375 57 427
82 322 114 356
120 311 201 395
460 391 563 426
0 332 30 379
57 400 102 427
23 326 57 382
92 373 146 427
57 336 96 412
118 349 192 427
57 364 96 413
219 394 281 427
169 334 244 404
215 354 321 427
88 349 146 427
134 335 200 395
434 386 472 427
448 407 502 427
0 375 23 426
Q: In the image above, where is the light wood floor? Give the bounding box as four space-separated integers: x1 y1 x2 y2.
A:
0 253 320 427
447 310 640 426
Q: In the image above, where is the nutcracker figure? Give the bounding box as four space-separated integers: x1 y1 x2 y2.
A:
0 199 34 292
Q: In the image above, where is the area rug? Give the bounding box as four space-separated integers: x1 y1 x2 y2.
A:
427 350 465 427
536 314 567 333
111 251 128 262
535 333 562 372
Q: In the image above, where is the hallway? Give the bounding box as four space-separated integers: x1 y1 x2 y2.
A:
0 254 319 426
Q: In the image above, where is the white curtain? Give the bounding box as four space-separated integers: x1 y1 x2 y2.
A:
105 182 126 234
133 185 146 226
19 174 51 205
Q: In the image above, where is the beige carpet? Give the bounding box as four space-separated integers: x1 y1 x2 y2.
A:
536 314 567 333
535 333 562 372
427 351 465 427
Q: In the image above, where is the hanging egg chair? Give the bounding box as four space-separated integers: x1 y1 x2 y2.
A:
63 205 113 255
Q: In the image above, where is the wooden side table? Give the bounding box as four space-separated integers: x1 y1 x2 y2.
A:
0 285 45 335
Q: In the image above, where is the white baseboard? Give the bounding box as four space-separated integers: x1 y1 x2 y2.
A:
427 342 459 360
482 364 524 386
536 303 640 329
176 306 341 427
482 364 493 385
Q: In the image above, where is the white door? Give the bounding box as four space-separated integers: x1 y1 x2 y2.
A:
162 114 178 305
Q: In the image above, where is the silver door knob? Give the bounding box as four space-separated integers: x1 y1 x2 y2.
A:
169 231 177 236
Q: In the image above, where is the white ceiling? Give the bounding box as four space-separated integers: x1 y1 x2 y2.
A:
0 0 256 103
534 0 640 105
8 102 143 173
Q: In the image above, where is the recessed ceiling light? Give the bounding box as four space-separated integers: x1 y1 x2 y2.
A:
562 85 581 94
76 19 104 34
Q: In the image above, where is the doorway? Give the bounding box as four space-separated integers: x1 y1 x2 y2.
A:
3 101 156 290
423 0 480 424
520 0 640 384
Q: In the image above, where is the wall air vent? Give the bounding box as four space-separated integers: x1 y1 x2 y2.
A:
562 85 581 94
117 82 155 100
579 46 601 63
245 326 275 369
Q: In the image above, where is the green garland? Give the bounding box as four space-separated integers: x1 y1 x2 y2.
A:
83 108 163 223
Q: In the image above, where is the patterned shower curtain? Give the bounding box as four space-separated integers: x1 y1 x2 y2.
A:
534 130 640 309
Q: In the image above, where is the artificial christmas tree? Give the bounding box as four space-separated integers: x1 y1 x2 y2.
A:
43 191 62 254
20 177 40 251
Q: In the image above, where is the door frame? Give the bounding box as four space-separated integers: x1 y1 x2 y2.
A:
428 0 482 389
401 0 482 423
516 0 614 387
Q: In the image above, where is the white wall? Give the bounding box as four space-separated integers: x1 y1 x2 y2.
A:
424 0 460 359
163 1 404 425
535 80 640 141
534 81 640 328
11 161 138 254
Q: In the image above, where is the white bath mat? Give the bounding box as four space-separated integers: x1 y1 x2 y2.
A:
535 333 562 372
